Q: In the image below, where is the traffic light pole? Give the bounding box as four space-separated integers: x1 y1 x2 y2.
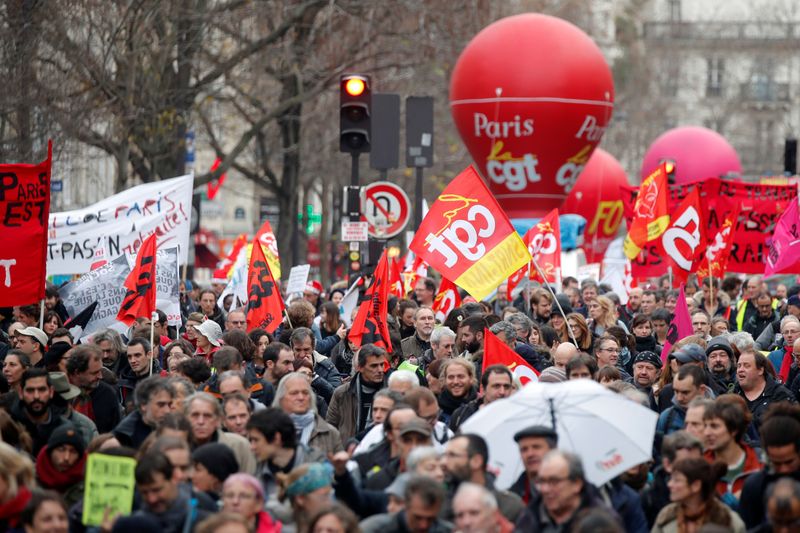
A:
414 166 424 230
351 153 360 187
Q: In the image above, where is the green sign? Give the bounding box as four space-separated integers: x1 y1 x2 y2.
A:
82 453 137 526
297 204 322 234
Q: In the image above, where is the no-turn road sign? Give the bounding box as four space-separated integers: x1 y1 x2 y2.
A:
362 181 410 239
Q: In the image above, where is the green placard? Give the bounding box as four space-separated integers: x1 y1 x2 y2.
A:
82 453 137 526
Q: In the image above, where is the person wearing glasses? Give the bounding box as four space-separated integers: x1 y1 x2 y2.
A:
221 472 282 533
515 450 611 530
594 335 633 383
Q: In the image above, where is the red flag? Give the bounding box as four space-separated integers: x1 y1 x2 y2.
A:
402 256 427 296
483 328 539 386
410 166 530 300
765 200 800 276
349 250 393 351
206 158 228 200
662 188 706 284
624 163 670 259
246 239 284 333
0 141 52 307
117 233 158 326
213 233 248 280
389 257 405 299
526 209 562 284
698 202 739 285
254 219 282 280
506 265 528 298
433 277 462 323
662 284 694 364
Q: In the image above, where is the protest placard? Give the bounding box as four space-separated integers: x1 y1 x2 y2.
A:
82 453 136 526
48 174 193 275
286 264 311 294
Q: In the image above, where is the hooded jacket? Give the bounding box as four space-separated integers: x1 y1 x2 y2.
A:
36 446 86 506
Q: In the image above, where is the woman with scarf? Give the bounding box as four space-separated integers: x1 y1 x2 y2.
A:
277 462 336 533
631 314 663 358
652 457 745 532
221 473 282 533
0 442 35 531
275 372 343 455
436 359 478 426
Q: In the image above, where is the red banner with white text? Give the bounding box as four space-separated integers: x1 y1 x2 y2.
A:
622 178 796 276
0 142 52 306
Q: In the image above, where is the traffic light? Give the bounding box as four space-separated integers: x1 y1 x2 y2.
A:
340 74 371 153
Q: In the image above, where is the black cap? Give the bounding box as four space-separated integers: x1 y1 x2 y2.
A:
633 351 662 369
192 443 239 482
514 425 558 443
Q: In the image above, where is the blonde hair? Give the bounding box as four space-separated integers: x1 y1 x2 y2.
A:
0 442 35 498
441 358 476 381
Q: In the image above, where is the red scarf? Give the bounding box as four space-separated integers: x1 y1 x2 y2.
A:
0 486 32 527
36 447 86 491
780 345 794 384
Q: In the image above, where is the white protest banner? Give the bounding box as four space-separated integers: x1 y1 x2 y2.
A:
59 247 182 339
48 175 193 275
286 264 311 295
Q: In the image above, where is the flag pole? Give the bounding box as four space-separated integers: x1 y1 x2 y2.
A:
39 299 45 329
283 308 294 330
149 311 157 376
530 256 579 348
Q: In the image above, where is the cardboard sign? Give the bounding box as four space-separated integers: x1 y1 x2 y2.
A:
286 264 311 294
82 454 136 526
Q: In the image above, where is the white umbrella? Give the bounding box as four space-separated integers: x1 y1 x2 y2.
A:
459 379 657 489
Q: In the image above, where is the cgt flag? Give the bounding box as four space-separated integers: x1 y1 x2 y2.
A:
662 188 706 284
433 277 462 323
255 220 282 280
246 238 284 333
698 202 739 285
349 249 393 352
624 163 670 260
410 166 531 301
483 328 539 386
117 233 158 326
526 208 562 284
0 141 52 307
662 284 693 364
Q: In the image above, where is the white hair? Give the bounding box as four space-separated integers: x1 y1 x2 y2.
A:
430 326 456 345
453 482 498 510
388 369 419 387
272 372 317 414
729 331 755 353
781 315 800 332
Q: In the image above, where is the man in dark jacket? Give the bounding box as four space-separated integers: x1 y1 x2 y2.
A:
706 336 737 395
66 344 122 433
735 350 796 439
356 475 452 533
508 425 557 505
327 343 387 446
515 450 617 531
113 376 174 448
118 338 162 412
10 368 69 455
744 292 778 340
449 365 513 432
740 402 800 528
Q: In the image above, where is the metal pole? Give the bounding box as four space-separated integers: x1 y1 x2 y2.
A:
351 153 360 188
531 256 579 348
414 167 423 229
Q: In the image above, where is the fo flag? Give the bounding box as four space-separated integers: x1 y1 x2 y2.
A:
0 141 52 307
117 233 158 326
662 284 693 364
246 239 284 333
698 202 739 285
433 277 461 323
624 163 670 259
483 328 539 386
349 249 392 351
662 188 705 284
410 166 530 301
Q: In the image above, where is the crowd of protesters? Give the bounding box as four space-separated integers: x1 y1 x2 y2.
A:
1 272 800 532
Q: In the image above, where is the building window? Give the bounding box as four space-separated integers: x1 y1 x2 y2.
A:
668 0 681 22
234 207 246 220
706 58 723 97
660 59 680 97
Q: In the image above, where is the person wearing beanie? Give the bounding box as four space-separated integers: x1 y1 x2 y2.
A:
43 342 72 373
706 336 737 395
36 424 86 506
191 443 240 501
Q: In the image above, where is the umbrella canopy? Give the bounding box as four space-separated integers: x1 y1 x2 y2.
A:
459 379 657 488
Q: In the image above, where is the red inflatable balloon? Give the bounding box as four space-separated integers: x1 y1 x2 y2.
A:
561 149 629 263
450 14 614 219
641 126 742 184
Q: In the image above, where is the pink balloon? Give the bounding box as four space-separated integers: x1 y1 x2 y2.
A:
641 126 741 184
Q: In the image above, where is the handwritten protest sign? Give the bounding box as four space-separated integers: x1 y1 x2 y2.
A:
82 453 136 526
48 174 193 275
286 264 311 294
60 247 182 339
